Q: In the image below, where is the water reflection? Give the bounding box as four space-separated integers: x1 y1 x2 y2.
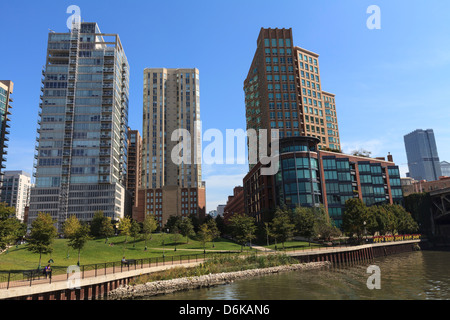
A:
139 251 450 300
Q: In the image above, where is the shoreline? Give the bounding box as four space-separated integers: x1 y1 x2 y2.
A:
107 261 331 300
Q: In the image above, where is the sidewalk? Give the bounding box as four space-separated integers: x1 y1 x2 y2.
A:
0 258 205 300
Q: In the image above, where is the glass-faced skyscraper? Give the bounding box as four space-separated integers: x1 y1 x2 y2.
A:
29 22 129 230
404 129 442 181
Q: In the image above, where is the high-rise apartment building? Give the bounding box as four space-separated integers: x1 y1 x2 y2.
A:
0 80 13 182
136 68 205 226
126 128 142 219
1 170 31 221
404 129 442 181
244 28 340 167
29 22 129 230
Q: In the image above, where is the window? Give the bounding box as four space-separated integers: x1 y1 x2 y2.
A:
323 158 336 170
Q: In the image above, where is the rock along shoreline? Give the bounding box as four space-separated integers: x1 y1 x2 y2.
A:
107 261 331 300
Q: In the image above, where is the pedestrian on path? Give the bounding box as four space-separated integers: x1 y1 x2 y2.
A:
44 264 52 279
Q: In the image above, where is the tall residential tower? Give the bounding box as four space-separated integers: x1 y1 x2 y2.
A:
0 80 13 184
29 22 129 230
244 28 341 167
136 68 205 226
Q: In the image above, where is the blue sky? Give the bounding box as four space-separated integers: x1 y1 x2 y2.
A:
1 0 450 212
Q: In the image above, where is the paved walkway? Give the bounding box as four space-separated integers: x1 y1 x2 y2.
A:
0 258 206 300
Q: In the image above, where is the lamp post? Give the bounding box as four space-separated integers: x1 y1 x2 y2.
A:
163 228 170 258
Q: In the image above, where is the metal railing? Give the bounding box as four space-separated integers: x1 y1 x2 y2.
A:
0 251 241 290
263 234 422 254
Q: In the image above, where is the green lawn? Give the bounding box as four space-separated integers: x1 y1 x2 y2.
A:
0 234 325 272
264 240 323 251
0 234 244 272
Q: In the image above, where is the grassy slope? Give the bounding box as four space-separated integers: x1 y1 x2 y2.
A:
0 234 244 271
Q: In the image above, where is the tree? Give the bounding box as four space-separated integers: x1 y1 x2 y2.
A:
313 207 341 242
62 215 81 258
118 216 131 242
215 215 225 236
206 219 220 248
99 216 115 240
179 217 195 243
366 205 390 236
0 203 26 250
188 213 201 233
0 202 15 220
390 204 419 234
68 224 91 266
118 216 131 255
342 198 369 242
171 225 182 251
0 217 26 250
90 211 106 237
142 214 158 249
292 206 317 246
404 192 431 236
263 222 272 247
197 223 212 253
165 215 182 233
26 212 58 269
229 213 257 251
270 207 295 249
130 219 141 247
381 204 399 235
350 148 372 157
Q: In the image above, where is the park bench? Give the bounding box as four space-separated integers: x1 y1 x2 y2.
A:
121 259 136 266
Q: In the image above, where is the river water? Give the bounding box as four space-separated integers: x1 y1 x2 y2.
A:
140 250 450 300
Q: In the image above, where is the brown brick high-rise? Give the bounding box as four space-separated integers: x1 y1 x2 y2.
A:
244 28 341 169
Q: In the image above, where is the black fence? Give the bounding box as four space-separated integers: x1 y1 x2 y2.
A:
0 250 243 290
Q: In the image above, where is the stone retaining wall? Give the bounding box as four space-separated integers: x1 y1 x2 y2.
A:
108 261 330 300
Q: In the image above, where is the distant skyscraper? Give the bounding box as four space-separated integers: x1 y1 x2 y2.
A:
1 170 31 221
0 80 13 182
29 22 129 230
216 204 225 217
136 68 205 226
404 129 442 181
441 161 450 177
